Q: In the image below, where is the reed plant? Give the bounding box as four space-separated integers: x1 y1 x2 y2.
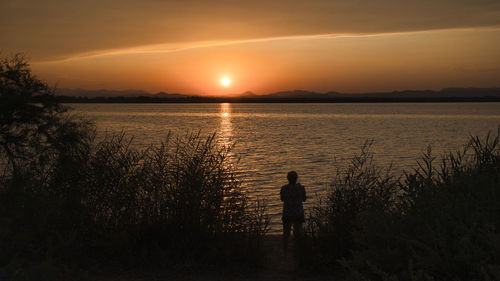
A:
305 140 400 270
305 130 500 281
0 131 269 279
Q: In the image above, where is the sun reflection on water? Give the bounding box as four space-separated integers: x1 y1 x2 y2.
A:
219 103 233 148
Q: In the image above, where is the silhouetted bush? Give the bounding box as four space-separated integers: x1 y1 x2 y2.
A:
80 133 268 260
306 130 500 280
304 140 399 271
0 133 269 277
0 54 93 177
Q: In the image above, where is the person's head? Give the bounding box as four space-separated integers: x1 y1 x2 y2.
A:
287 171 298 184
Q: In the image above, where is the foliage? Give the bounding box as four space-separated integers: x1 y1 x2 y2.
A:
306 131 500 280
0 54 92 176
0 132 269 279
305 140 400 269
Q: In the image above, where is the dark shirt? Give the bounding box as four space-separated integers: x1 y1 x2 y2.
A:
280 183 306 222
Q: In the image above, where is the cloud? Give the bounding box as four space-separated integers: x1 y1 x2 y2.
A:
2 0 500 60
34 26 500 63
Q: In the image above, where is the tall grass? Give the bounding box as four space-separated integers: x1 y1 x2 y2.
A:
306 140 400 268
305 130 500 280
0 131 268 280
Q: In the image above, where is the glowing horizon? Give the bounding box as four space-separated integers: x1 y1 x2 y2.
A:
3 1 499 96
28 27 500 96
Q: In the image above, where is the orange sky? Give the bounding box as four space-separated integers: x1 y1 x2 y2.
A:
2 0 500 95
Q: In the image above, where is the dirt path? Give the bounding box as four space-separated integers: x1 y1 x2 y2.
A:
243 235 331 281
103 235 333 281
260 235 295 277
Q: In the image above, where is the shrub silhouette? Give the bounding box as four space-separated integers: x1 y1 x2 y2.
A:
0 54 92 177
306 131 500 280
1 132 269 278
306 140 399 269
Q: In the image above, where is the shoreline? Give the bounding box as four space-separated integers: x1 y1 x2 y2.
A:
56 97 500 103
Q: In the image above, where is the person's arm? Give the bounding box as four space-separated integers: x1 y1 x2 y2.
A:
280 187 284 202
302 185 306 202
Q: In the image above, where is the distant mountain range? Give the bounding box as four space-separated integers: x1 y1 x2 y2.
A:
55 88 189 99
56 87 500 99
234 88 500 99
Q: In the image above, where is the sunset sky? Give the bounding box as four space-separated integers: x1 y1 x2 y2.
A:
1 0 500 95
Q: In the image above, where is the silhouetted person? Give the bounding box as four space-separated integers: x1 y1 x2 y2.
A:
280 171 306 257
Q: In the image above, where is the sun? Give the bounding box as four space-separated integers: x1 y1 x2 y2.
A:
220 76 231 87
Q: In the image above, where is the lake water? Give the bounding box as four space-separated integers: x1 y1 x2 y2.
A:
70 102 500 232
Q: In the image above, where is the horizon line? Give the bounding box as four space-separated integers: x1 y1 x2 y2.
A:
55 86 500 98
